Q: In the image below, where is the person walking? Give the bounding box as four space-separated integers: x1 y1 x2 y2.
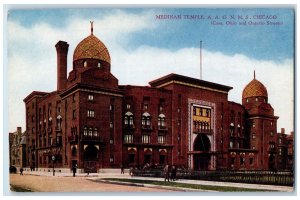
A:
121 164 125 174
171 165 177 181
72 164 77 177
20 167 24 176
129 167 133 176
163 164 170 182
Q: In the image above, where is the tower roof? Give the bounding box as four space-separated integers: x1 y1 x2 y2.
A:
242 72 268 99
73 22 110 64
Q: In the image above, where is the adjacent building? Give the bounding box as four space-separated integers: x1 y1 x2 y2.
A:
9 127 26 169
22 24 294 173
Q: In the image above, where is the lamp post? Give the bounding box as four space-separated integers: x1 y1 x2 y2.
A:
52 155 55 176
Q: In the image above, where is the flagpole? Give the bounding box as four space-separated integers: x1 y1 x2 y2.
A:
200 41 202 80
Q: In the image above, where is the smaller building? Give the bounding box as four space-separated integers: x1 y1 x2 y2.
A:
9 127 26 169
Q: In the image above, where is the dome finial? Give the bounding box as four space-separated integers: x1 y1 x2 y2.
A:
90 21 94 35
254 70 256 79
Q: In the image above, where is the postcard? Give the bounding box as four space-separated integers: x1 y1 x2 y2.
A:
5 6 295 194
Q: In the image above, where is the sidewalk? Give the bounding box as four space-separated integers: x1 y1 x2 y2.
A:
20 170 294 192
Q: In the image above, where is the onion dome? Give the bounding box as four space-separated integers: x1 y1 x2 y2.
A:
73 22 110 64
242 71 268 99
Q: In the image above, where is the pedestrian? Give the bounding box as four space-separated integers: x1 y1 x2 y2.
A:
163 164 170 182
72 164 77 177
129 167 133 176
121 164 124 174
86 167 90 176
171 165 177 181
20 167 23 176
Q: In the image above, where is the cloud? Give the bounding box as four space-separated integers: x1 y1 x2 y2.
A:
7 10 294 135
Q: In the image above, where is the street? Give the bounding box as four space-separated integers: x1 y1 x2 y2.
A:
9 174 171 192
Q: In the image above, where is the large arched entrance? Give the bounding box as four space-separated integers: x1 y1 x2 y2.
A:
193 134 211 170
83 145 99 173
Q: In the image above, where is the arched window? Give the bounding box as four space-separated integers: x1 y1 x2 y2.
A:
124 112 134 127
129 116 134 125
142 112 151 128
84 60 87 68
83 126 88 136
56 115 62 130
88 128 93 136
158 114 166 128
98 62 101 68
93 128 98 137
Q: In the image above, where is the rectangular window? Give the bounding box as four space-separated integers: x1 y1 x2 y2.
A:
49 137 53 146
87 110 95 117
158 135 166 144
110 156 114 162
144 104 148 110
72 110 76 119
142 135 150 144
229 141 234 148
88 94 94 101
249 158 254 165
126 104 131 110
124 135 133 144
240 157 245 165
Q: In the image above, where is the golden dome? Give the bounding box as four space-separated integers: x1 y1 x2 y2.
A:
73 34 110 64
242 77 268 99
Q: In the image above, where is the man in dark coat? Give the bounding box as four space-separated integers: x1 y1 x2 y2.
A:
20 167 24 176
72 164 77 177
163 164 170 182
171 165 177 181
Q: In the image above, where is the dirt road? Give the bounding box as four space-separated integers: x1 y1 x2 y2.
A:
9 174 171 193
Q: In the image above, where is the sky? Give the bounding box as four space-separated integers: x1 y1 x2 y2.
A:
6 7 294 134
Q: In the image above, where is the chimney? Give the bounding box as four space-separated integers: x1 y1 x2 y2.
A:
55 41 69 91
281 128 285 134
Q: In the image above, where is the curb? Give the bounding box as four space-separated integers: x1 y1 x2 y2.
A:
92 179 216 192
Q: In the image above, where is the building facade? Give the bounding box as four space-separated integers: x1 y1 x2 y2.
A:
9 127 26 169
23 25 294 173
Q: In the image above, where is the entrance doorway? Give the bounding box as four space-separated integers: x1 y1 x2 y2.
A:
144 154 151 164
128 154 135 165
159 155 166 165
193 134 211 170
83 145 98 173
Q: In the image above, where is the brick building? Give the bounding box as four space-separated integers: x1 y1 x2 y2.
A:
9 127 26 169
23 25 294 173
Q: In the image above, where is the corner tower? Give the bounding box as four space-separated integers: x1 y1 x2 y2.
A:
72 21 111 72
242 71 278 170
